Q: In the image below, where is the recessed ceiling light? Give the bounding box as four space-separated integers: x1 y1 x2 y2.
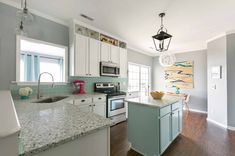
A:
80 14 94 21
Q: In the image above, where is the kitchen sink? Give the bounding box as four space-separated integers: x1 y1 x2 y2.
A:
33 96 69 103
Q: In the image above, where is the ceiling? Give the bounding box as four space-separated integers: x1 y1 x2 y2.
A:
7 0 235 56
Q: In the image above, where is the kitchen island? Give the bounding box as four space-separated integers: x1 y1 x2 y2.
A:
14 94 112 156
126 96 183 156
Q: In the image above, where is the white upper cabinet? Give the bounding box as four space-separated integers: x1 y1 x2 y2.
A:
110 45 120 64
119 48 127 78
89 38 100 77
75 34 89 76
74 34 100 77
100 42 110 62
100 42 120 64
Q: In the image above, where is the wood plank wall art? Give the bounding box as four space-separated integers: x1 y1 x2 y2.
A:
165 61 194 89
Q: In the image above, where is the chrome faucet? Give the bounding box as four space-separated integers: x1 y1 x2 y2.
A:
37 72 55 99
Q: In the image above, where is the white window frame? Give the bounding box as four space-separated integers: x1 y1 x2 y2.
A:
15 35 68 85
128 62 151 94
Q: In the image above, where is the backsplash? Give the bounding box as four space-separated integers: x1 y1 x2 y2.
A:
69 76 127 93
11 76 128 99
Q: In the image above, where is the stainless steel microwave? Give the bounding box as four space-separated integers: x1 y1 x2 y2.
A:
100 61 120 77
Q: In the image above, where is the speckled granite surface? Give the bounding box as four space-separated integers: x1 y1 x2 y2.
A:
14 94 112 156
125 95 182 108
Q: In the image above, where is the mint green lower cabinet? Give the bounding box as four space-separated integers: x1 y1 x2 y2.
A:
159 113 171 154
171 109 181 140
128 101 183 156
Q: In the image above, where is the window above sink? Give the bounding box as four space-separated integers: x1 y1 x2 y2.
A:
16 36 68 85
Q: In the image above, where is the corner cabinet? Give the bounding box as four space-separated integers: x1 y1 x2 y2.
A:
73 34 100 77
127 100 183 156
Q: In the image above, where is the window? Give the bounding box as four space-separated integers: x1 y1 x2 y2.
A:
16 36 68 83
128 63 151 96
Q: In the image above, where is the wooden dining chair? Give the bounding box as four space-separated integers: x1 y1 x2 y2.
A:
184 94 190 112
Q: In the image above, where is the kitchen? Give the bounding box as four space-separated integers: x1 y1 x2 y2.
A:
1 0 235 156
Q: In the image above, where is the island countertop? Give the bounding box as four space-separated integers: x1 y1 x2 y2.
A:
14 94 112 156
125 95 182 108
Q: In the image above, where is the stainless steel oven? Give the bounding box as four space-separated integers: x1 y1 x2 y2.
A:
95 82 126 124
108 95 126 118
100 61 120 77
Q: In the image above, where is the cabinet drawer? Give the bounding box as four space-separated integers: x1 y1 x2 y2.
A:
160 105 171 117
172 102 182 111
74 98 92 105
93 96 106 103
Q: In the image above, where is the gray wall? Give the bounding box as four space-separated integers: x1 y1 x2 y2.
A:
0 2 69 90
153 50 208 112
207 36 227 126
226 34 235 127
127 49 153 67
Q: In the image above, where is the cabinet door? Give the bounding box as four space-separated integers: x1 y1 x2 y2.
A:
100 42 110 62
119 48 127 78
110 45 120 64
89 38 100 77
159 113 171 154
75 34 89 76
93 103 106 117
171 109 180 140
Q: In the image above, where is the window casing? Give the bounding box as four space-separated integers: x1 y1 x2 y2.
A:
128 63 151 96
16 36 68 83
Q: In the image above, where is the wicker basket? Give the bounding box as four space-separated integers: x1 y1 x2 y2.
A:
150 91 165 99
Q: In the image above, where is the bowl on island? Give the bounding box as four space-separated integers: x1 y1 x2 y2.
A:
150 91 165 99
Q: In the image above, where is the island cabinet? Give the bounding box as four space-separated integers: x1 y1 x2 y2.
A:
127 99 183 156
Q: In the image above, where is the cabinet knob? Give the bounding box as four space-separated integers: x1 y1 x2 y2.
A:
98 97 102 100
81 100 85 102
93 104 96 106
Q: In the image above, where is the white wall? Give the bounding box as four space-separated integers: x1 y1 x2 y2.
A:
207 36 227 126
127 49 153 67
153 50 208 112
226 34 235 128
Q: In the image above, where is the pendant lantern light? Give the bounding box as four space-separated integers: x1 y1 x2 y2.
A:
16 0 34 24
152 12 176 67
15 21 27 36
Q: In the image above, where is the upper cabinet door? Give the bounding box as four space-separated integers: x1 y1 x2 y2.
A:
89 38 100 77
100 42 110 62
75 34 89 76
110 45 120 64
120 48 127 78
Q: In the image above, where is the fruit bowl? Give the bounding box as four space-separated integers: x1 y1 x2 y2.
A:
150 91 165 99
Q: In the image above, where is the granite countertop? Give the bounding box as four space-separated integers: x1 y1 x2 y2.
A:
14 93 112 156
125 95 182 108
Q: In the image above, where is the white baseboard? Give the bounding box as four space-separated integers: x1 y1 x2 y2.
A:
227 126 235 131
183 108 207 114
207 118 227 129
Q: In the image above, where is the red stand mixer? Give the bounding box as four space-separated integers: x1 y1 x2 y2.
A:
73 80 86 94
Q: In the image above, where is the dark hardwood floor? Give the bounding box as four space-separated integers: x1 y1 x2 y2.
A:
110 111 235 156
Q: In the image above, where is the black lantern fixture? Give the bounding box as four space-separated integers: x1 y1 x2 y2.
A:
152 13 172 52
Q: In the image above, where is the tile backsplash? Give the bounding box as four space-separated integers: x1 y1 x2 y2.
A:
11 76 128 99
